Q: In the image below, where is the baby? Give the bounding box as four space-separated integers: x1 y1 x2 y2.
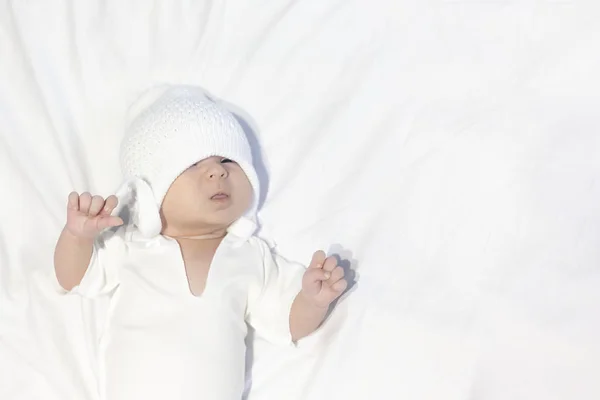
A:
53 85 347 400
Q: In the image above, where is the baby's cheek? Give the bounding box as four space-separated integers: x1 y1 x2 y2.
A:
162 193 197 223
239 180 254 208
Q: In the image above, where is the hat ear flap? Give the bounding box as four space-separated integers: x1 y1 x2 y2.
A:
227 216 257 243
114 177 163 238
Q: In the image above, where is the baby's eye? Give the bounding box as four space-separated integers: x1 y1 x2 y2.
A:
220 158 234 164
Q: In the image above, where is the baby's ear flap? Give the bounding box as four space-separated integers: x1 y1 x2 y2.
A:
113 177 163 238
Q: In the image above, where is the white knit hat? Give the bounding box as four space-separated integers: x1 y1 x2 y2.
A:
114 84 260 240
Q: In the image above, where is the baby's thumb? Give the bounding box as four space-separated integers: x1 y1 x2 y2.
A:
303 268 330 285
98 216 124 230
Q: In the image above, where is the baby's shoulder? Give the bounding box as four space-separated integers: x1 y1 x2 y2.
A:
94 226 159 258
222 235 278 276
241 235 274 260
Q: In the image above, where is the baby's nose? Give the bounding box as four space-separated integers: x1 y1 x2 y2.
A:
207 163 228 179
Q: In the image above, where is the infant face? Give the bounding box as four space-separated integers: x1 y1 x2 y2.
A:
160 156 253 234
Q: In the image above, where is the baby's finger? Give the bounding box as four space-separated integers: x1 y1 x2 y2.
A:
326 266 345 286
79 192 92 214
67 192 80 211
308 250 327 269
331 279 348 292
88 196 105 217
303 268 330 285
322 256 338 273
101 195 119 216
97 216 124 230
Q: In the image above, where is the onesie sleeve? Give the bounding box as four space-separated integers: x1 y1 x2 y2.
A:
245 240 305 346
66 230 126 298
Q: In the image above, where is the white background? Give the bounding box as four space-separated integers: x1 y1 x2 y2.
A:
1 1 599 399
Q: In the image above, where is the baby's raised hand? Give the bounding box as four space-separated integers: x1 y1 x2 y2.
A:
65 192 123 239
301 251 348 309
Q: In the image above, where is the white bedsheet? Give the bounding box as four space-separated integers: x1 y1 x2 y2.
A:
1 1 599 399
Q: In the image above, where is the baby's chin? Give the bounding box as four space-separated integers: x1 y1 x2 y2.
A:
191 212 243 231
163 203 248 232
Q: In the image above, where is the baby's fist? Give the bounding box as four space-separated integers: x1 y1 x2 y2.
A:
65 192 123 239
301 250 348 309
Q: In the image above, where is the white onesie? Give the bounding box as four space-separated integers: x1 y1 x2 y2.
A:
71 228 305 400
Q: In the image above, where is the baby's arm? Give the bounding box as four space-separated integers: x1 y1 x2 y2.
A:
54 192 122 291
289 251 347 341
290 293 330 342
54 228 94 290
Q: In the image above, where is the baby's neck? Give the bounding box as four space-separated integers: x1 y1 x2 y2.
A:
163 227 228 241
176 232 226 240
